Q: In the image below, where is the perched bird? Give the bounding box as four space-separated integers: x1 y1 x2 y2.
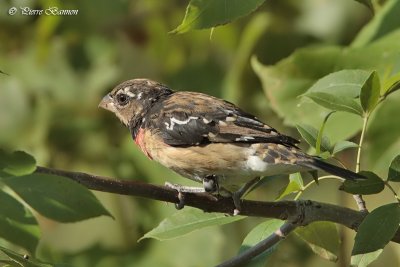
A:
99 79 364 212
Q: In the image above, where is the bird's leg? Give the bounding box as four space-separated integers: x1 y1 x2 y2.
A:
165 182 205 210
232 177 261 215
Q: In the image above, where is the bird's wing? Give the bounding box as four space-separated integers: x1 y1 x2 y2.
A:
147 92 299 147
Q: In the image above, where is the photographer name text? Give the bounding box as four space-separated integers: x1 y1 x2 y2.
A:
8 6 79 16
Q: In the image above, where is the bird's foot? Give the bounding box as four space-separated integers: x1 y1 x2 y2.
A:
165 182 205 210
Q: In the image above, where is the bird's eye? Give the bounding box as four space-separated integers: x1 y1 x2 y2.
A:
116 94 129 105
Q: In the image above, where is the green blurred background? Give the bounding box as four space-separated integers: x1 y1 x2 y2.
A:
1 0 400 266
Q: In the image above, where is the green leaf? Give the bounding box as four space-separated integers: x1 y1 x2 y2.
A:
351 203 400 266
0 191 39 254
305 92 363 116
352 0 400 47
388 155 400 182
295 222 339 262
351 250 383 267
276 173 303 200
306 69 373 98
238 219 284 267
382 72 400 97
0 150 36 176
3 174 112 222
332 141 359 155
140 208 244 241
340 171 384 195
360 71 380 113
0 246 52 267
252 30 400 145
316 111 335 155
171 0 266 34
296 124 332 153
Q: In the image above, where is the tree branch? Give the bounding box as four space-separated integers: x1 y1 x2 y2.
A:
34 166 400 244
216 222 297 267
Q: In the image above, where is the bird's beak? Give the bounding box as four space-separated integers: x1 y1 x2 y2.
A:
98 94 114 111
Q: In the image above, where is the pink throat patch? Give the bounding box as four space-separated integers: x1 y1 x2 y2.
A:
134 128 153 160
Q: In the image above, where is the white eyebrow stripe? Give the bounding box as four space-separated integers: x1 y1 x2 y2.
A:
166 116 199 130
126 91 136 97
117 87 136 98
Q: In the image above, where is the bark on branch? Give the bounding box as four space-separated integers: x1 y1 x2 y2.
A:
34 166 400 244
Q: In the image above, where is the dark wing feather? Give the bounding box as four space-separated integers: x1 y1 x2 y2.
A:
147 92 299 147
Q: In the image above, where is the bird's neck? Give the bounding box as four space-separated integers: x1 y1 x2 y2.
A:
128 90 173 139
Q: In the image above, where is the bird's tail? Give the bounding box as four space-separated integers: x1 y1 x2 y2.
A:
301 158 365 180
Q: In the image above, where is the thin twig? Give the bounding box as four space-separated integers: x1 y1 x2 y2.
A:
216 222 297 267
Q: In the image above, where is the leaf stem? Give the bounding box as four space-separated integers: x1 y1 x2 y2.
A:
356 116 369 173
353 115 369 212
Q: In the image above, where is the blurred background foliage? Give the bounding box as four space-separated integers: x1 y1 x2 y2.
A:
1 0 400 266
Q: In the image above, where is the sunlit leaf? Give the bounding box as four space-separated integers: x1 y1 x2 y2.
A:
388 155 400 182
305 92 363 116
140 208 244 241
340 171 384 195
0 150 36 177
276 173 303 200
306 69 373 98
253 31 400 144
171 0 266 34
360 71 380 113
332 141 359 155
352 0 400 47
351 203 400 266
3 174 112 222
383 75 400 98
351 250 383 267
295 222 339 262
238 219 284 267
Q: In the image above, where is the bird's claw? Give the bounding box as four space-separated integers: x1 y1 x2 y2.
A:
165 182 205 210
175 191 185 210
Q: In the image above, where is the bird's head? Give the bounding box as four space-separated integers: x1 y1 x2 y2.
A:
99 79 173 127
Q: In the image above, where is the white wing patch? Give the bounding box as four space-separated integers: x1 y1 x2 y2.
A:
165 116 199 130
203 118 211 124
235 136 255 142
246 155 269 172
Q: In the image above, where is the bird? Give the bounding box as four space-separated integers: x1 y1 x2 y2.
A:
99 78 364 213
